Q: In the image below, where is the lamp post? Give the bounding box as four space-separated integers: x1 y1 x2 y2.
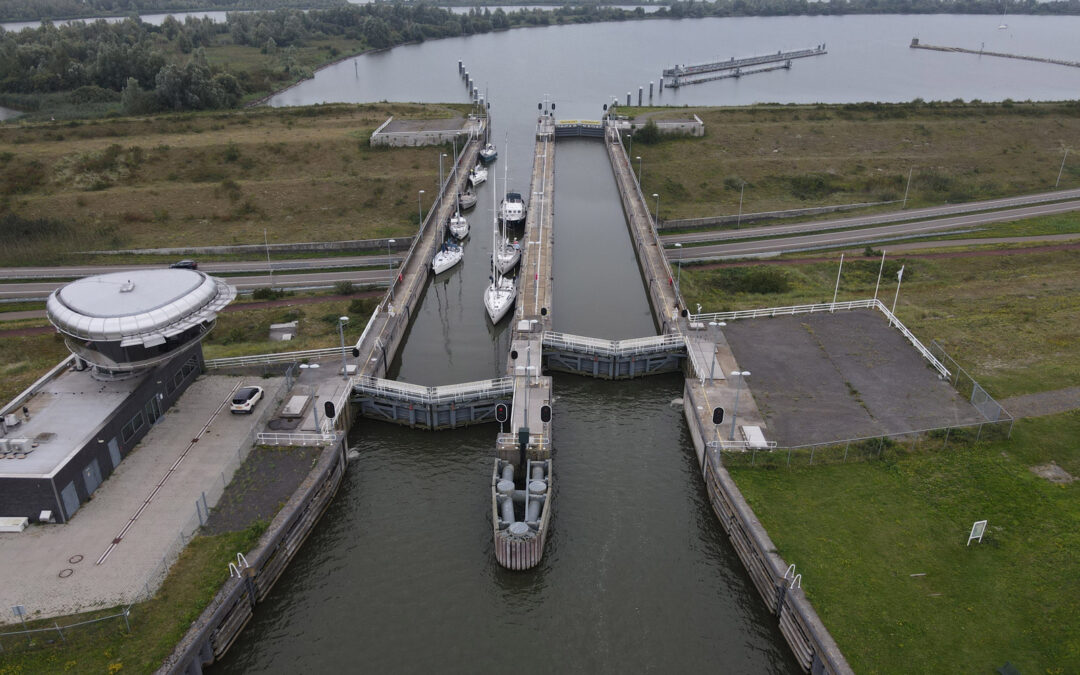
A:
439 152 447 190
418 189 425 228
337 316 350 379
387 238 396 303
1056 149 1070 188
626 133 633 161
708 321 726 384
652 193 660 229
636 155 642 182
737 182 745 228
728 370 750 441
673 242 683 298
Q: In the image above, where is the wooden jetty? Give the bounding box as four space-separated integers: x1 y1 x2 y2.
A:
663 45 826 86
910 38 1080 69
492 112 557 571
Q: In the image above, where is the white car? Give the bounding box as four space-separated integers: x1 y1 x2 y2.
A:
230 386 264 414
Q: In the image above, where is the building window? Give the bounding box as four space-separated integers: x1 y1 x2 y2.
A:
121 411 145 443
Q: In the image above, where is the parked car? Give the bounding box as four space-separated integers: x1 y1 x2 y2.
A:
169 259 198 270
230 386 264 414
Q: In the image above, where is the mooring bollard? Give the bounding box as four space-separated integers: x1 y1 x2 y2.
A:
649 81 654 98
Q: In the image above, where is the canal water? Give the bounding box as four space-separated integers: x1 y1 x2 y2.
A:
214 375 798 673
210 14 1079 671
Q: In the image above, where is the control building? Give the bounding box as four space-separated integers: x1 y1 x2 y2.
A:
0 269 235 523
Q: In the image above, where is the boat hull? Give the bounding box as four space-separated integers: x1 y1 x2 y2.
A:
483 282 516 323
432 248 462 275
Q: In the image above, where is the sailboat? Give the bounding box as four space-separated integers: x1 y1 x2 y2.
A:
483 160 517 323
449 209 469 239
998 1 1007 29
432 209 463 275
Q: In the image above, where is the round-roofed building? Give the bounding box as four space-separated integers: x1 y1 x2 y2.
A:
46 269 235 378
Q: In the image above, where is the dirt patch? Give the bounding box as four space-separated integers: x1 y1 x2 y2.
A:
203 446 320 535
1029 462 1076 484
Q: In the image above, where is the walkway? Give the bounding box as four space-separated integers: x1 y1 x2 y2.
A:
1001 386 1080 419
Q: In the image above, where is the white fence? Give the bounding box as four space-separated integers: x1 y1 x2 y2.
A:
541 331 684 357
352 376 514 406
255 431 338 447
690 298 950 379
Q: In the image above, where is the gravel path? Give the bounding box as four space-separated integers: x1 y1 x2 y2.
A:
1000 387 1080 419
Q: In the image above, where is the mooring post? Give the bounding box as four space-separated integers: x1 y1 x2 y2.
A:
638 86 643 105
649 81 654 98
626 92 631 106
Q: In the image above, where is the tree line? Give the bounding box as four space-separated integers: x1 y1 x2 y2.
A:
0 0 346 23
2 1 1079 116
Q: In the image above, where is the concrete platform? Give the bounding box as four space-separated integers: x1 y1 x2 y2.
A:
721 309 984 446
0 375 282 623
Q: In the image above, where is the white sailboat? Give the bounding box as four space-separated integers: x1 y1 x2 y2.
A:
432 209 463 274
484 159 517 323
449 210 469 239
998 1 1008 29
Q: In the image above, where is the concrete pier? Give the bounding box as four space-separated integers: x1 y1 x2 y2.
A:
499 114 556 463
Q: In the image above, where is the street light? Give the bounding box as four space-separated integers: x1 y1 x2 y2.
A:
708 321 726 384
729 370 750 441
673 242 683 298
439 152 448 190
387 238 396 303
337 316 350 380
652 193 660 229
418 190 425 228
626 133 633 160
635 155 642 182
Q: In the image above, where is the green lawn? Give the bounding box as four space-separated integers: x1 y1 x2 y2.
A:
729 412 1080 674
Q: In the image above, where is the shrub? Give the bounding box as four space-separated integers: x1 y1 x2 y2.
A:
334 281 357 295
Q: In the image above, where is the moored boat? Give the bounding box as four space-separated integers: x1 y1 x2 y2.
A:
496 237 521 275
499 191 526 228
432 240 462 275
449 211 469 239
459 189 477 211
468 163 488 186
484 158 517 323
479 142 497 164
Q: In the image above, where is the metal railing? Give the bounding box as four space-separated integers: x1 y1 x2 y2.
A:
352 376 513 406
255 431 339 447
541 331 684 357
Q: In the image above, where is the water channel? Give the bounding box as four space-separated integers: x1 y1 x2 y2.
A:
210 14 1080 670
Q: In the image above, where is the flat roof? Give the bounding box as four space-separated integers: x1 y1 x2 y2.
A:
46 269 235 343
57 269 205 318
0 367 145 479
382 117 467 133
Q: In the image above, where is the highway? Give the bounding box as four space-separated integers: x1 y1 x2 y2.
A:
0 268 394 301
666 199 1080 261
0 254 405 280
659 188 1080 246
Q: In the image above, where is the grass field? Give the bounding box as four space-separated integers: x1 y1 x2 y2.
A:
679 248 1080 398
728 412 1080 674
628 101 1080 221
0 103 471 265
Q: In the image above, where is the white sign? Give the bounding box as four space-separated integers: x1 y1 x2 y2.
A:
11 604 25 617
967 520 987 546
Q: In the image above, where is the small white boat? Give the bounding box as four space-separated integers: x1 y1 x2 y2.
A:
432 240 463 275
469 164 488 186
499 191 526 228
496 238 521 275
449 211 469 239
459 189 477 211
479 143 497 164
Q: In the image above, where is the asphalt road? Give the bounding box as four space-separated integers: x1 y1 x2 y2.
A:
0 255 405 280
667 199 1080 260
659 187 1080 246
0 268 394 300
